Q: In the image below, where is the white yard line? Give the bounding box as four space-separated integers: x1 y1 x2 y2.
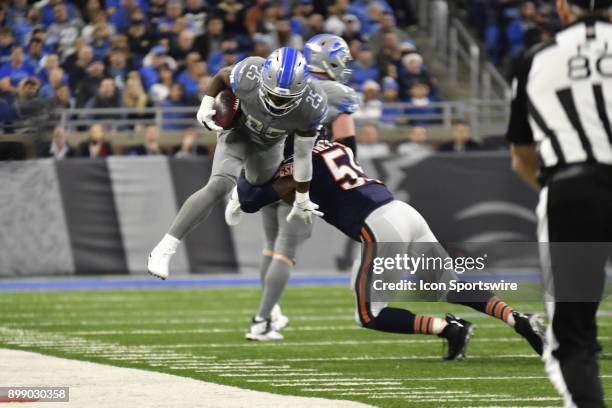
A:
0 349 373 408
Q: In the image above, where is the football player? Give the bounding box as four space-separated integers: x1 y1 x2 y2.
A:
147 48 328 279
231 140 547 358
224 35 360 341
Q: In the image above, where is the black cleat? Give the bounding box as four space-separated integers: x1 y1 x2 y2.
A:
513 311 546 356
438 314 474 361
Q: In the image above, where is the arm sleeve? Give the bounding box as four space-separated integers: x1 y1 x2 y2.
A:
237 173 280 213
506 51 535 145
293 135 316 182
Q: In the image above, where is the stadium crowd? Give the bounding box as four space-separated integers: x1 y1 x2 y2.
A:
457 0 562 73
0 0 449 135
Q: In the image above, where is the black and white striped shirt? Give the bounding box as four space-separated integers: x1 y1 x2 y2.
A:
506 17 612 170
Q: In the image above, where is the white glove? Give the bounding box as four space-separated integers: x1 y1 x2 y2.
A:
286 191 324 224
196 95 222 131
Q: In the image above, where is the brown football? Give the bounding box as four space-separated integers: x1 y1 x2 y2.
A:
213 88 240 130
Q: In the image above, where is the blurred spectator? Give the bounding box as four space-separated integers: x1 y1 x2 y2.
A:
342 14 363 43
290 0 315 36
75 59 105 107
0 46 35 95
148 0 167 26
160 82 190 130
357 123 389 159
90 23 112 60
505 1 539 59
353 80 382 123
177 52 207 97
380 77 406 126
140 46 176 91
216 0 245 34
85 77 121 121
82 11 116 44
303 13 324 39
348 0 392 29
149 63 174 102
63 44 93 89
207 37 240 74
370 11 406 56
188 74 212 105
245 0 271 34
125 124 165 155
122 72 153 126
13 77 47 120
127 10 154 66
324 0 350 35
157 0 183 34
397 53 436 100
361 3 384 36
405 81 441 126
397 126 432 155
438 120 482 152
350 45 379 88
77 123 112 158
39 67 65 99
109 0 142 33
183 0 207 36
107 48 130 86
46 3 83 57
173 127 209 157
376 31 402 77
269 15 303 50
170 30 196 67
37 53 61 86
252 36 271 58
40 126 75 159
26 37 46 65
0 28 14 61
52 83 74 110
194 15 224 60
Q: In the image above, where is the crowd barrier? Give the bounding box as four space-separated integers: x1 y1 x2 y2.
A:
0 152 537 276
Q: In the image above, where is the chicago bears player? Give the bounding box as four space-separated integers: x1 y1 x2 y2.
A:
225 35 360 341
232 140 547 358
147 48 328 279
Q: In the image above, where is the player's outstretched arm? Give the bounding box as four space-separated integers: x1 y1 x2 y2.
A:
196 66 232 131
286 130 323 224
331 113 357 156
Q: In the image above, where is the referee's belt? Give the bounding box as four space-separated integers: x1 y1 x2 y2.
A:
543 162 612 185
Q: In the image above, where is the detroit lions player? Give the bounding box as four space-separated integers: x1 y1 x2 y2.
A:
233 140 547 358
225 35 359 341
148 48 328 279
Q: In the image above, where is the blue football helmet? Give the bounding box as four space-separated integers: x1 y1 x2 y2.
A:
304 34 353 84
259 47 310 116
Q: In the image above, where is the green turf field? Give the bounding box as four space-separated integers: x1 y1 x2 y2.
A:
0 285 610 407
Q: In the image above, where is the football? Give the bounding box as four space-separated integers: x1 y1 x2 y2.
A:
214 88 240 129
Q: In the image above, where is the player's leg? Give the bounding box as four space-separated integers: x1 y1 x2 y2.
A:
259 204 279 284
247 204 313 341
148 130 247 279
351 201 474 360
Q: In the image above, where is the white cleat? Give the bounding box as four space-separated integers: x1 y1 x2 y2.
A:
270 304 289 331
147 234 180 280
245 317 284 341
225 186 244 226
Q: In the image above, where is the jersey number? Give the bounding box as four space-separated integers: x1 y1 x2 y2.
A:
321 146 375 190
568 44 612 80
244 115 285 140
305 90 323 109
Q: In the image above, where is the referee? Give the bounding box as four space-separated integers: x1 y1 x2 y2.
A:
507 0 612 407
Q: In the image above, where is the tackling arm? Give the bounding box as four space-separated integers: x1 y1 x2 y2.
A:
331 113 357 156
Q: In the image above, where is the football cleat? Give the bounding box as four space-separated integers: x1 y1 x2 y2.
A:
147 235 180 280
438 313 474 361
245 317 284 341
513 311 546 356
270 304 289 331
224 186 243 226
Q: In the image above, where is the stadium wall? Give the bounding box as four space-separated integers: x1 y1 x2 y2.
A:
0 152 537 276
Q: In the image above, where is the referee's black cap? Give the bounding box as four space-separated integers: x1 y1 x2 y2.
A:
568 0 612 10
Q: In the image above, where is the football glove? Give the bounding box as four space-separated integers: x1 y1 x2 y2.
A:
286 191 323 224
196 95 222 131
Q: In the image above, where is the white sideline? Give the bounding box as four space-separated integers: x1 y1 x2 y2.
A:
0 349 373 408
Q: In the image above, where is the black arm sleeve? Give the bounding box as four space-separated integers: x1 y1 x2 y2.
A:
506 51 535 145
336 136 357 157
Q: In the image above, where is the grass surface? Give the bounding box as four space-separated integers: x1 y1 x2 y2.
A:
0 285 610 407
